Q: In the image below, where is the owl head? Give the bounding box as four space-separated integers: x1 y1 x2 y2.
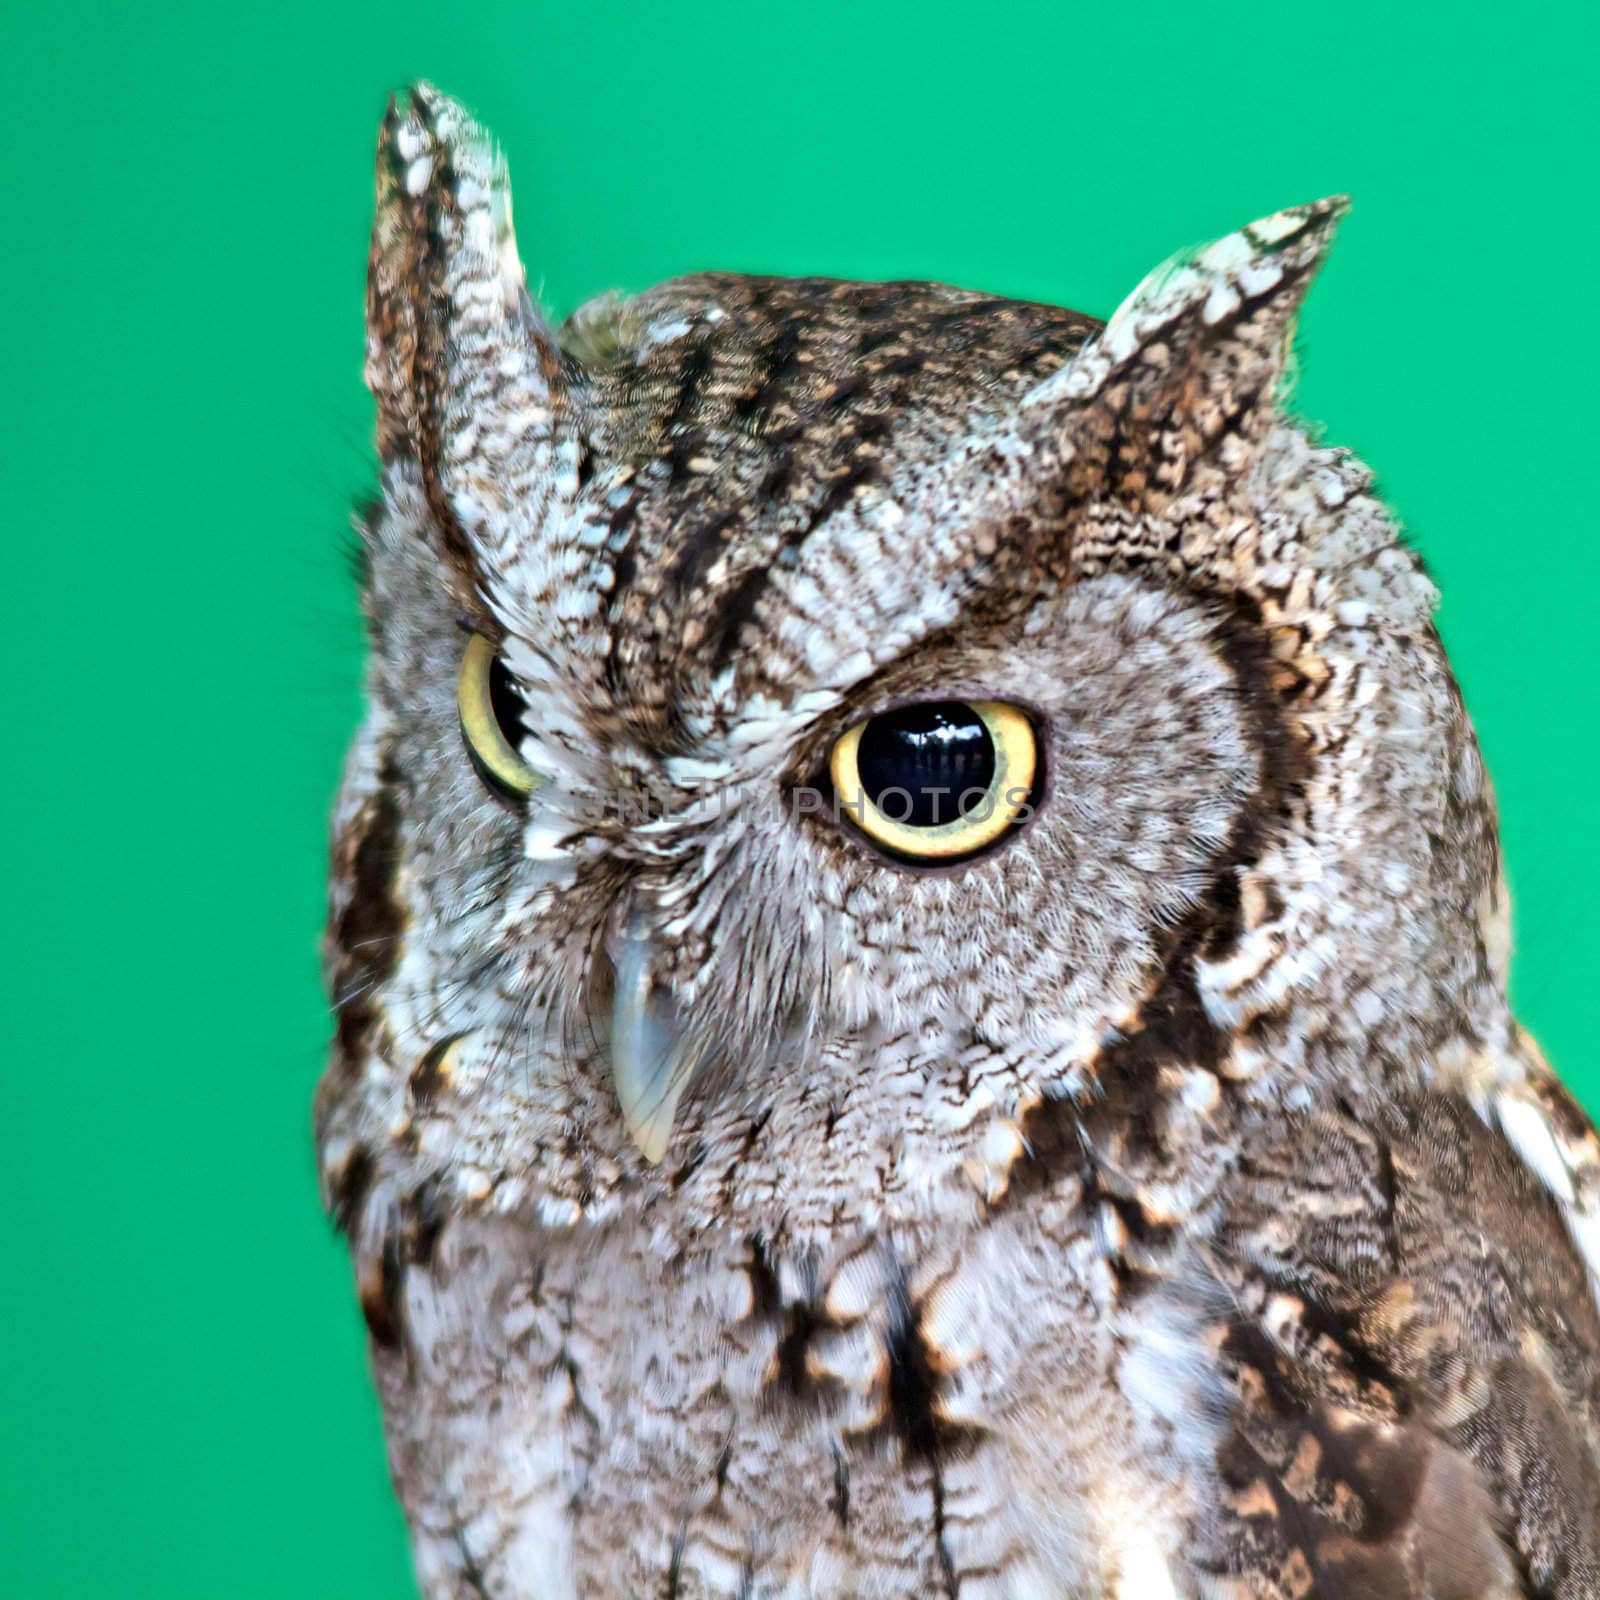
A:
325 85 1503 1237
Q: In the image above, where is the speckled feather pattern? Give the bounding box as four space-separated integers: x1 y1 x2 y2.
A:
317 85 1600 1598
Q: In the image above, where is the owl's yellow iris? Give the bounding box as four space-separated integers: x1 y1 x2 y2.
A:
828 700 1037 862
457 633 539 801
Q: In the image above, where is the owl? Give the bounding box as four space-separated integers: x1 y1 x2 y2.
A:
316 84 1600 1599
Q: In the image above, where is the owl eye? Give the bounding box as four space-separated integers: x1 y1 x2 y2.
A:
457 632 539 802
826 700 1038 862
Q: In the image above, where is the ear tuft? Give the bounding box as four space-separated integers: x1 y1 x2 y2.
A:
1024 198 1349 507
1112 196 1346 358
364 84 574 588
370 82 533 322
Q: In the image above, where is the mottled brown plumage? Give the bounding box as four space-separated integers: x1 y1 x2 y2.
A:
317 85 1600 1597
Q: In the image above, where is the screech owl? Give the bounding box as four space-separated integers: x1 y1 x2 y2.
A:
316 83 1600 1599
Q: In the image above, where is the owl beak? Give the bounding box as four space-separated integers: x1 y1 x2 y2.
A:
608 919 699 1165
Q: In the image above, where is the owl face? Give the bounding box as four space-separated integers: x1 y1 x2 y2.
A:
329 86 1482 1230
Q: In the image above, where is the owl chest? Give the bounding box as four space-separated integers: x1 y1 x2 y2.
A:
384 1206 1204 1599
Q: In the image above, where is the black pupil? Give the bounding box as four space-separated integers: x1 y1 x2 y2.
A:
488 654 528 747
856 702 996 828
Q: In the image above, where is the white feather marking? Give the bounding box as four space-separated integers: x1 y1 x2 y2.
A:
1109 1530 1183 1599
404 155 434 196
1496 1093 1576 1203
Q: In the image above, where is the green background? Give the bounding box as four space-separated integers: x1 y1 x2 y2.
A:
2 1 1594 1593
